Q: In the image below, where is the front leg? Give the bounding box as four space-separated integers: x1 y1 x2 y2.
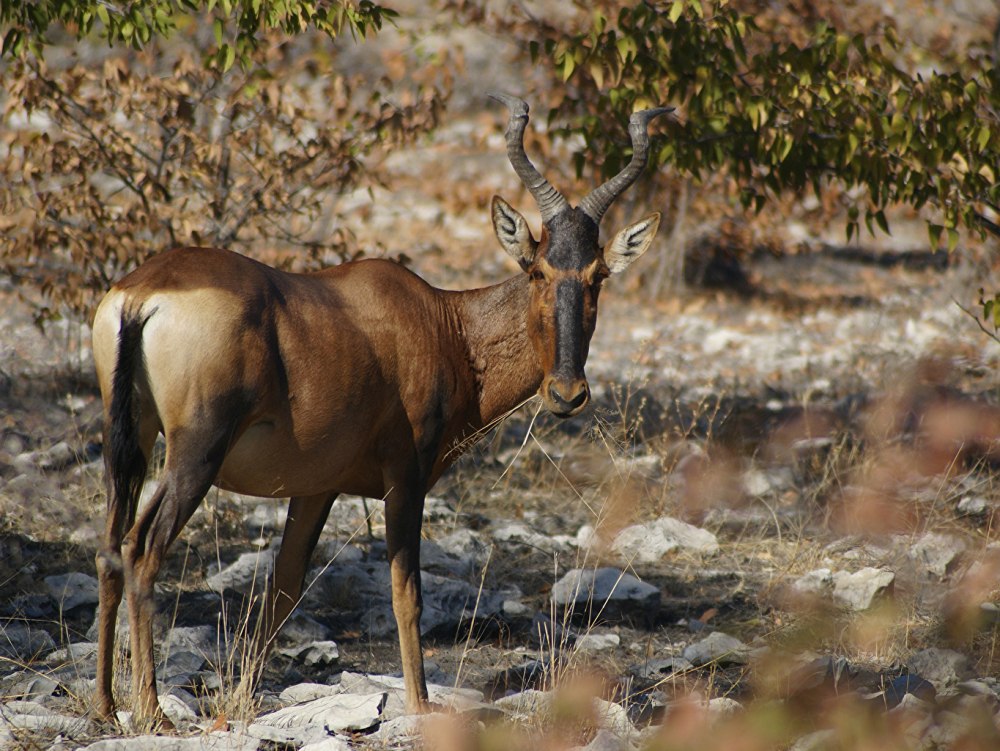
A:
383 480 429 713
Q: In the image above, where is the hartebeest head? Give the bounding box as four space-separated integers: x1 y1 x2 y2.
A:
489 94 671 417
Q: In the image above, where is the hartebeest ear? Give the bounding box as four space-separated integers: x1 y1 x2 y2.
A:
491 195 537 270
604 213 661 273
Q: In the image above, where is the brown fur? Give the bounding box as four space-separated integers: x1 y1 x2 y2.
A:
92 99 665 727
91 246 548 725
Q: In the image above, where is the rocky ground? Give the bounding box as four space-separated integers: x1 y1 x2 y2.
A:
3 220 1000 750
4 3 1000 749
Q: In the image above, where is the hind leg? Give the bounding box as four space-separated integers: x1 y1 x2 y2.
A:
94 417 158 722
122 424 231 728
237 492 336 701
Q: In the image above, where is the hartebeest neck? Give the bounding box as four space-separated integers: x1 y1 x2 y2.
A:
447 274 542 428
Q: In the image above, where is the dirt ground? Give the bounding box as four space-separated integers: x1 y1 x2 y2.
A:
3 2 1000 748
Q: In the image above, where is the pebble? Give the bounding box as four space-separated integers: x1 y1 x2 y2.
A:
44 571 100 611
610 516 719 563
831 567 895 611
682 632 750 666
906 647 970 689
550 567 660 609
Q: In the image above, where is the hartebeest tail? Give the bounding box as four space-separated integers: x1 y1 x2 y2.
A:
105 310 149 533
92 94 671 728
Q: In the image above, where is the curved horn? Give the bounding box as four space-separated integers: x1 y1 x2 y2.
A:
490 93 570 223
577 106 674 224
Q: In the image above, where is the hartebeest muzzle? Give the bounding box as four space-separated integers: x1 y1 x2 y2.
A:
544 376 591 416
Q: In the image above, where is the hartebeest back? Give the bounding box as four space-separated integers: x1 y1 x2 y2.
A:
91 94 670 726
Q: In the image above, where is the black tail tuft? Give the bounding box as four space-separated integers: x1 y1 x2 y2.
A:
105 308 151 529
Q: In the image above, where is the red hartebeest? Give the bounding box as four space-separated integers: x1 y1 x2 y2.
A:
91 94 670 726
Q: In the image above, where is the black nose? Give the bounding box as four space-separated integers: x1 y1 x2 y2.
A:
548 381 589 415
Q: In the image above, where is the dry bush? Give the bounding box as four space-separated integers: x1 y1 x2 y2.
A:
0 38 447 324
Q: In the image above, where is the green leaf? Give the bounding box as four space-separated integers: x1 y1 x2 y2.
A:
928 223 943 248
221 42 236 72
947 228 959 252
615 35 637 62
668 1 684 24
977 126 990 152
561 53 576 81
214 18 224 46
875 210 890 235
2 28 22 56
589 61 605 89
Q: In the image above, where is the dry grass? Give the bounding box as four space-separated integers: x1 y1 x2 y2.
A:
4 349 1000 749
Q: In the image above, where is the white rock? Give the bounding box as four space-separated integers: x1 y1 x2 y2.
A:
46 641 99 665
550 568 660 608
420 539 475 576
707 696 743 717
492 521 570 553
0 622 56 660
575 632 621 652
338 671 484 711
682 632 749 666
44 572 100 611
158 692 198 726
79 732 259 750
279 613 333 645
328 496 384 537
572 728 627 751
279 682 342 704
256 691 386 733
435 527 490 565
906 532 966 578
14 440 75 472
162 625 226 662
246 500 288 532
592 696 634 737
907 647 970 688
702 329 741 355
497 690 633 737
205 548 276 594
789 729 837 751
300 738 353 751
831 567 894 611
309 561 389 610
957 495 989 516
368 714 425 745
158 650 207 681
0 672 59 701
277 640 340 667
243 720 329 748
611 517 719 563
792 568 834 595
742 470 771 498
0 700 92 736
503 599 532 617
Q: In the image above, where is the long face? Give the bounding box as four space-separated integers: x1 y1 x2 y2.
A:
525 211 606 416
492 197 661 418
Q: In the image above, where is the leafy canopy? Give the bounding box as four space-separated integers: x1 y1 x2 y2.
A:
532 0 999 251
0 0 395 70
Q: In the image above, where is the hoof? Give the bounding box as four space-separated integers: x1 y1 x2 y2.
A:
91 703 119 726
412 699 446 715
